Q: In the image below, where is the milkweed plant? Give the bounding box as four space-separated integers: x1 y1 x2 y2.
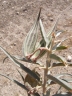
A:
0 9 72 96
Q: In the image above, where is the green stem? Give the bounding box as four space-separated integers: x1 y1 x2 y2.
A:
43 51 51 95
43 35 55 95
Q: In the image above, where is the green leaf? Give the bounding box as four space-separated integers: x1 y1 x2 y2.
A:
52 42 62 50
0 73 28 91
0 46 40 81
47 74 72 91
17 69 24 83
56 46 68 50
3 55 42 66
53 36 72 50
31 15 58 59
31 38 51 60
39 19 48 45
52 62 72 67
22 9 41 57
30 26 47 60
45 16 60 49
50 54 66 64
34 14 59 51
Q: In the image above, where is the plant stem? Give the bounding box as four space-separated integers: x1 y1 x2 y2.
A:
43 35 55 95
43 51 51 95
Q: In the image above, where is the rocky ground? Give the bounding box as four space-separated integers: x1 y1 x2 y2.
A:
0 0 72 96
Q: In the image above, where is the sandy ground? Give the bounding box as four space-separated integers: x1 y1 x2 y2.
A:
0 0 72 96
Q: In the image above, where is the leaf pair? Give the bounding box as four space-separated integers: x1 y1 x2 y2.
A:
22 10 61 62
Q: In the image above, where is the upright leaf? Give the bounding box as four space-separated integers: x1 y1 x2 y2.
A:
22 9 41 57
39 19 48 45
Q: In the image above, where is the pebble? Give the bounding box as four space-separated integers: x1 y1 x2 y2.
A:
49 17 53 21
3 1 7 3
67 55 72 62
16 12 19 15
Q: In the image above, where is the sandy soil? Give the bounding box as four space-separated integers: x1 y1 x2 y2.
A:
0 0 72 96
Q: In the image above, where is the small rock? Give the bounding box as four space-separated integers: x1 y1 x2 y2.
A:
3 1 7 3
16 12 19 15
67 55 72 62
13 43 16 46
49 17 53 21
12 7 14 9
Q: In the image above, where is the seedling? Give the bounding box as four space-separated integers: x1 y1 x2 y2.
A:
0 9 72 96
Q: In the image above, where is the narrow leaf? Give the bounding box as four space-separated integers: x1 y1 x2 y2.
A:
23 9 41 57
56 46 68 50
50 54 66 64
0 46 40 81
39 19 48 45
52 62 72 67
45 16 60 48
47 74 72 91
3 55 41 66
38 15 61 49
17 69 24 83
52 42 62 50
53 36 72 50
0 73 28 91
